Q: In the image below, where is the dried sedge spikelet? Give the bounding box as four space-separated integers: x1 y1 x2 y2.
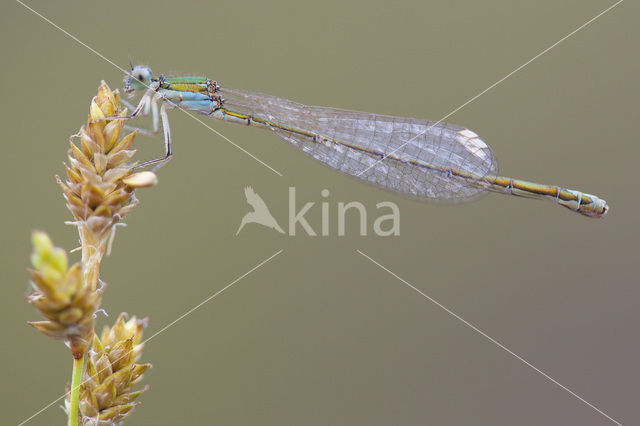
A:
57 81 157 290
27 231 102 359
65 313 151 425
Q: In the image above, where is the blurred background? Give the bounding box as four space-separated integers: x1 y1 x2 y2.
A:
2 1 637 424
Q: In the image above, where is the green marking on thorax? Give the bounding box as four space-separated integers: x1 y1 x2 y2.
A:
163 76 208 84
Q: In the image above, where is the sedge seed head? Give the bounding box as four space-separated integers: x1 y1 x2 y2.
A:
27 231 102 359
66 313 151 425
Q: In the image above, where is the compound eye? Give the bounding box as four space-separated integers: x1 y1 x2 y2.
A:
130 66 151 84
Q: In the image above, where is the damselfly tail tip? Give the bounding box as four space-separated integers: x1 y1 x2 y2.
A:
583 197 609 218
600 202 609 217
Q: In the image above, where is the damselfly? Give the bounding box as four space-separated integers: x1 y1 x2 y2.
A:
117 65 608 218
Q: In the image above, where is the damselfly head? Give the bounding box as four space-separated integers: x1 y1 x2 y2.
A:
124 65 153 94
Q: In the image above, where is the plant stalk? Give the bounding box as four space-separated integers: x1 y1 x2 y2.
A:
68 354 84 426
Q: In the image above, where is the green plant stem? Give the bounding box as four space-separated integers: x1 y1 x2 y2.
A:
68 354 84 426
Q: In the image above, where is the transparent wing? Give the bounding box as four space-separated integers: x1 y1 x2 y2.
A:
221 88 499 202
